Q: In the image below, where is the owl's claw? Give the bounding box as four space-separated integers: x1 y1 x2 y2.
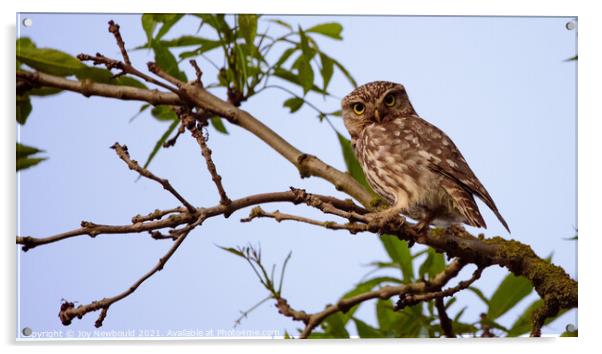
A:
415 220 431 234
366 209 404 233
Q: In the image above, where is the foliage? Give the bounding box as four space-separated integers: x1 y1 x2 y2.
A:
16 143 47 171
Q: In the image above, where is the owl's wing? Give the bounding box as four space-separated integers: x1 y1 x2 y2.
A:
411 117 511 233
440 178 486 229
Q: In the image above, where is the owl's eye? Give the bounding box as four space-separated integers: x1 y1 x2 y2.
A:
384 94 396 107
352 103 365 115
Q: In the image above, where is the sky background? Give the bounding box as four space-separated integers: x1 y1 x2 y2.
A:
16 13 577 339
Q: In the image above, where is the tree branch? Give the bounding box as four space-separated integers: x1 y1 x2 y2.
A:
240 206 369 233
435 298 455 338
180 109 232 207
59 212 206 327
395 265 484 310
17 67 374 206
274 259 465 338
111 143 196 213
16 188 366 251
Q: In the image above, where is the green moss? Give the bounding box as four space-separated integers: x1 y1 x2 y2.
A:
368 197 388 210
429 227 446 238
483 236 577 310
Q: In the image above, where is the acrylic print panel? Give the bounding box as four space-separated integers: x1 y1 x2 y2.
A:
16 13 577 340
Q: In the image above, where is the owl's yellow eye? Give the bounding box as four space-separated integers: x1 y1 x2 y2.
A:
384 94 396 107
352 103 365 115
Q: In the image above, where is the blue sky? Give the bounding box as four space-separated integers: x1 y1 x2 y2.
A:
17 13 577 338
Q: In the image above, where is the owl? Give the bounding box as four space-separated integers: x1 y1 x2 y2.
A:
342 81 510 233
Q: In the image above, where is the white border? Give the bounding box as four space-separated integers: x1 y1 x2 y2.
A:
5 0 599 353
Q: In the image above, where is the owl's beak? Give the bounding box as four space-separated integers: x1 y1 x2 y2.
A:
374 109 381 123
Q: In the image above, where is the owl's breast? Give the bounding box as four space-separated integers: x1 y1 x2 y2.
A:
354 122 446 210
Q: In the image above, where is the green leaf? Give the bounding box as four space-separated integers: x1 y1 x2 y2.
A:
28 87 62 96
453 306 467 322
140 13 184 46
321 312 349 338
234 43 249 90
17 157 47 171
267 19 292 30
179 38 224 59
150 105 177 121
142 119 179 169
467 286 489 306
194 14 232 41
274 47 297 68
216 245 246 258
272 68 327 95
152 42 187 82
297 29 314 94
130 104 150 122
331 56 357 88
393 303 428 337
380 235 413 282
16 37 36 50
151 35 215 48
507 299 569 336
238 14 258 45
296 56 313 95
418 248 445 280
376 299 397 333
445 297 456 309
319 53 334 92
141 14 158 47
352 318 383 338
306 22 343 40
76 66 147 89
16 95 32 125
283 97 304 113
17 143 47 171
17 46 84 76
210 117 229 134
487 273 533 320
338 276 401 325
452 317 478 336
336 133 370 190
155 14 184 41
16 143 44 159
16 37 36 69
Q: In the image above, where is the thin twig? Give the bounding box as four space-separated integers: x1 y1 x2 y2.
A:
240 206 368 234
189 59 204 87
59 213 206 326
188 120 232 207
395 265 484 310
131 207 185 223
108 20 131 66
17 189 364 251
234 296 271 327
111 143 197 214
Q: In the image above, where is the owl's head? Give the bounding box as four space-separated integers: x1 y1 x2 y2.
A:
341 81 416 139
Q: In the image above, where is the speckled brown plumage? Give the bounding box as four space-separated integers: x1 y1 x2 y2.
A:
342 81 509 232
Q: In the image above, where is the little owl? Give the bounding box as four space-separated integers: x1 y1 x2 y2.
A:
342 81 510 233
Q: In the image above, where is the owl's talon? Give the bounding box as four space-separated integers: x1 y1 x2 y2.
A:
366 209 404 232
